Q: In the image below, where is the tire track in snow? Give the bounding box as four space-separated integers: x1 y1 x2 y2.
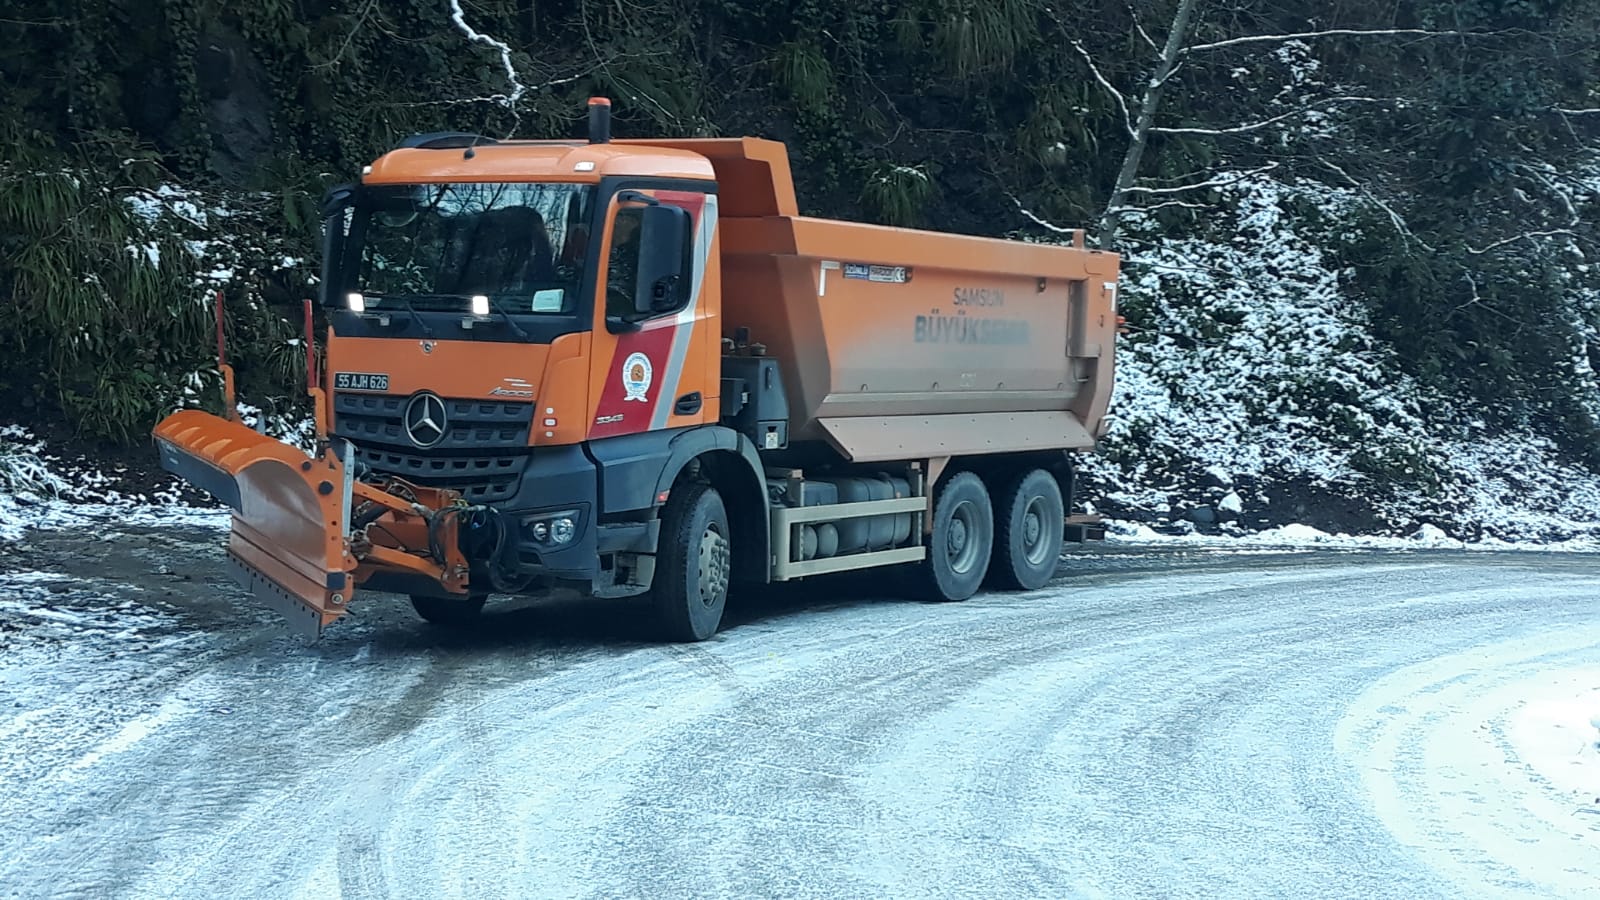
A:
2 548 1598 899
1336 626 1600 898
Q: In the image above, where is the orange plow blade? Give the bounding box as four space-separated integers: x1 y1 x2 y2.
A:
154 410 360 637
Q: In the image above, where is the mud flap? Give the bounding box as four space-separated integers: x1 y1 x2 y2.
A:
153 409 358 639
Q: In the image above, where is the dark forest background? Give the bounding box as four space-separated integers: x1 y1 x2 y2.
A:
2 0 1598 492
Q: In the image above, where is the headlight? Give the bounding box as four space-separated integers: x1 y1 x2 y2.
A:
471 294 490 316
346 292 365 312
522 509 581 546
550 517 576 544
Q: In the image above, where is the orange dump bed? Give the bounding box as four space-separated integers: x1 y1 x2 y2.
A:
627 138 1121 463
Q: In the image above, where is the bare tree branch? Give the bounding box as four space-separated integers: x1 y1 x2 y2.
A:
1316 158 1437 252
1150 96 1402 136
1109 198 1211 216
579 0 680 127
1127 3 1161 54
1152 59 1187 90
1007 194 1083 238
1555 108 1600 116
1121 163 1280 197
451 0 524 131
1185 28 1497 55
1049 13 1134 138
366 71 590 110
1447 272 1523 324
1466 230 1578 256
1096 0 1200 249
314 0 381 71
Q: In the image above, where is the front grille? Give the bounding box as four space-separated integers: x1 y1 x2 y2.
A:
332 393 534 451
333 392 535 503
352 446 529 503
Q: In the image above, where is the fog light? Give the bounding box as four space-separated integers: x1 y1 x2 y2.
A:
346 292 365 312
471 294 490 316
550 517 576 544
529 521 550 541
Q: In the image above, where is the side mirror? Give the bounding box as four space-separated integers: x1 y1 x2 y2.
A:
319 184 357 307
633 204 692 315
320 183 357 220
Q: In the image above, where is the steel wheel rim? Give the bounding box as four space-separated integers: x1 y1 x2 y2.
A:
698 524 730 608
1021 495 1054 567
946 499 982 575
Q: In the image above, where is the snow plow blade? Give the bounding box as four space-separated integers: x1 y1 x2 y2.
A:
153 410 474 639
153 410 360 638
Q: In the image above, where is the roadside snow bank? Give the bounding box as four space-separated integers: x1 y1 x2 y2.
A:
0 426 224 545
1102 519 1600 553
1085 173 1600 544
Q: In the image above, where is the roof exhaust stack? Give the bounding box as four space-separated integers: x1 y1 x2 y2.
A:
588 97 612 144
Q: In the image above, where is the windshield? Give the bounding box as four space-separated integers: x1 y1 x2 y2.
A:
352 182 594 314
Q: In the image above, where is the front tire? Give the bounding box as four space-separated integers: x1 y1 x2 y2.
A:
410 594 487 627
988 468 1064 591
651 482 732 642
914 471 994 602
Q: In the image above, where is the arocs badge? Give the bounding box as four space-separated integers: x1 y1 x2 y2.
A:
622 352 653 402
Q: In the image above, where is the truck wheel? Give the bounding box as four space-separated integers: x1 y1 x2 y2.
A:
651 482 732 642
988 468 1064 591
915 471 994 602
410 594 487 627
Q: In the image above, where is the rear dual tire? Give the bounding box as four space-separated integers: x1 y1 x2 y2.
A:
987 468 1065 591
912 467 1064 601
914 471 995 602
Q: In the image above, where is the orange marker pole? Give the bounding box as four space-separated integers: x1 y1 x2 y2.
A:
304 298 329 443
214 290 239 422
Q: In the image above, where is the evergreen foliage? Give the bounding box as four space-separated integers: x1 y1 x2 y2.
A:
1 0 1598 460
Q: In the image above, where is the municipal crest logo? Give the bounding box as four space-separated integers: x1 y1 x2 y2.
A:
622 352 653 402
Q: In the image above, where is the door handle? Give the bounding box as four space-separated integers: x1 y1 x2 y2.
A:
674 392 702 415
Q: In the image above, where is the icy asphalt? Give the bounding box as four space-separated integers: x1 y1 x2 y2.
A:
0 525 1597 900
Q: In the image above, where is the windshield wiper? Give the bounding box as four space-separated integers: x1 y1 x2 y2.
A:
354 291 434 337
475 297 529 339
355 291 533 340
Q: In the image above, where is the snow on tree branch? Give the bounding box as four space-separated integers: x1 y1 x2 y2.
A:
1466 230 1580 256
1108 198 1210 216
1127 3 1162 54
1094 0 1200 248
1316 158 1437 252
1007 194 1083 237
1512 162 1585 227
1049 10 1134 137
1121 163 1280 197
448 0 526 107
370 71 588 110
1184 28 1498 55
1150 96 1403 137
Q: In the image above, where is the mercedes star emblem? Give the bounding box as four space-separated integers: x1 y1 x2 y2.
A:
403 392 449 448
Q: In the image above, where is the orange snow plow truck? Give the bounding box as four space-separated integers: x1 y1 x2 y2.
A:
152 99 1120 641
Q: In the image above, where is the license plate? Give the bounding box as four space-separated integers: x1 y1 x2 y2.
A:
334 372 389 392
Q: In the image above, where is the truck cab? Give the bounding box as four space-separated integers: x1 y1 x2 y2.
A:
318 103 779 617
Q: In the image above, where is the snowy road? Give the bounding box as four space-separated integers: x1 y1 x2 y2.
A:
1 526 1597 899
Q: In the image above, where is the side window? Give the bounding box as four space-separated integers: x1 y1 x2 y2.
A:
605 206 644 319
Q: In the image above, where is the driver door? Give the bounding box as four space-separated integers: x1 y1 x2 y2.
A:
586 189 719 441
